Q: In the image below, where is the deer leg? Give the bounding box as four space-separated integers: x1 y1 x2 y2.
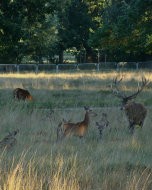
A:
99 129 103 139
56 133 64 142
129 122 135 134
56 125 64 142
139 121 144 128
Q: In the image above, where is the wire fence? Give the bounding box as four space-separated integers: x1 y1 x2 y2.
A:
0 61 151 73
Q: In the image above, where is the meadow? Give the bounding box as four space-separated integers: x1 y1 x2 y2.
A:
0 71 152 190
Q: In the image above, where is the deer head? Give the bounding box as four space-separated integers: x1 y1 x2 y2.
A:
112 76 149 109
84 106 97 117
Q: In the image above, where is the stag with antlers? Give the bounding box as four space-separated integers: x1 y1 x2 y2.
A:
112 77 148 134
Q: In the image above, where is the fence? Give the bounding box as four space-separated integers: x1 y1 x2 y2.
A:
0 62 151 73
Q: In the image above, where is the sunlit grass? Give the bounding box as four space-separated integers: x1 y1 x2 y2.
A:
0 71 151 107
0 70 152 80
0 153 80 190
0 71 151 92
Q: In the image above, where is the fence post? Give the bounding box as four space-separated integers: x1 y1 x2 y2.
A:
35 64 39 74
136 62 139 70
96 63 100 71
16 64 20 73
116 63 119 71
56 64 59 72
76 63 79 71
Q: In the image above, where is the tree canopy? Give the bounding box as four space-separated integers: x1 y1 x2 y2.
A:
0 0 151 63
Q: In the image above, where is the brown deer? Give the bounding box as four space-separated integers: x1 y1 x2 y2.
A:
57 107 97 140
13 88 33 101
95 113 109 139
112 77 148 134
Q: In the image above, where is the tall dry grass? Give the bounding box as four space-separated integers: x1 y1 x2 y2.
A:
0 71 151 189
0 153 80 190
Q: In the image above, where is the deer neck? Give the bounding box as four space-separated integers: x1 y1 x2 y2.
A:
125 100 135 107
83 112 90 125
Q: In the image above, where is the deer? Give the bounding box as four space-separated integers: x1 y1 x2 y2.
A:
111 76 149 134
57 107 97 141
95 113 109 139
13 88 33 101
0 129 19 149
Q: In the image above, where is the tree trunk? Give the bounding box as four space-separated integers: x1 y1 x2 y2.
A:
59 50 64 64
83 44 96 63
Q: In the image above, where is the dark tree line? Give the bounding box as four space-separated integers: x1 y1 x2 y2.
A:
0 0 152 64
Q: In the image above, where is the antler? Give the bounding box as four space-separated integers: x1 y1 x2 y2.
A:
125 77 149 100
112 76 126 99
112 76 149 101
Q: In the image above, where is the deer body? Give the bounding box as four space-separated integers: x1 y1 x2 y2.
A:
112 77 148 134
124 102 147 133
0 130 19 149
57 107 96 140
13 88 33 101
64 112 90 138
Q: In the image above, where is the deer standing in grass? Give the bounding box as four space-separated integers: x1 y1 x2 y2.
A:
13 88 33 101
0 129 19 149
112 77 148 134
57 107 97 141
95 113 109 139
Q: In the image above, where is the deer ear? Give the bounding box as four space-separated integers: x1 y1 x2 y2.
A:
84 106 89 110
102 113 107 117
14 130 19 135
62 118 66 122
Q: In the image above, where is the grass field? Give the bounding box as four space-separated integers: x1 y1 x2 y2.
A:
0 71 152 190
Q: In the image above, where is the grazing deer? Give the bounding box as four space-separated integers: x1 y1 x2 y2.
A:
13 88 33 101
0 129 19 149
57 107 97 140
95 113 109 139
112 77 148 134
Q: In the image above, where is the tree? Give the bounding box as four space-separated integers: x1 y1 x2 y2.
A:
0 0 58 63
0 0 24 63
89 0 152 61
0 0 151 64
56 0 98 63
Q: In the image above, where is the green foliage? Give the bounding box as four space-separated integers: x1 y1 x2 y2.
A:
89 0 152 61
0 0 151 63
0 0 58 63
